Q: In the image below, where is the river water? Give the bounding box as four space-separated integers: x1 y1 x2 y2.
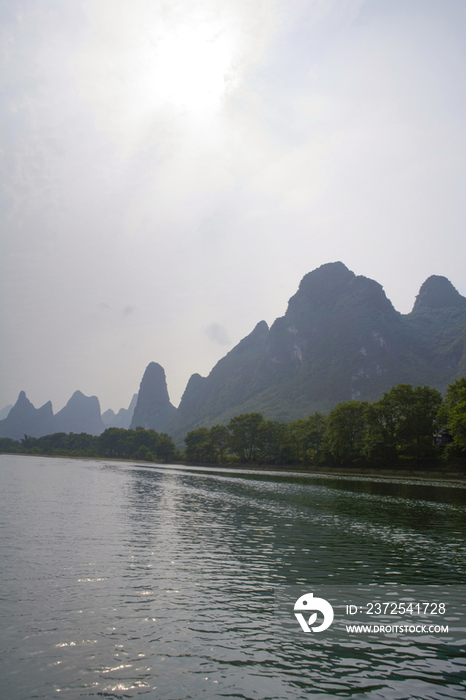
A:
0 454 465 699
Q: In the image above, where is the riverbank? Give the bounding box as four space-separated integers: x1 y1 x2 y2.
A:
180 461 466 484
2 451 465 485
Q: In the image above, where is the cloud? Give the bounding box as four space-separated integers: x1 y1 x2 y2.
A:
204 323 232 346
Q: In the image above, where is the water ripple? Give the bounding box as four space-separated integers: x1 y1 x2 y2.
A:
0 455 465 699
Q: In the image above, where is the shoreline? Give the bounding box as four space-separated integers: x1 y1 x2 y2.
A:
3 452 465 486
180 461 466 485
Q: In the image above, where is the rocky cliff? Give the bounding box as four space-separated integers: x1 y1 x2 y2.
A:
130 363 177 431
166 262 466 438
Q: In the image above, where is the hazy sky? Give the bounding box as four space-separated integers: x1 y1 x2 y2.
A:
2 0 466 414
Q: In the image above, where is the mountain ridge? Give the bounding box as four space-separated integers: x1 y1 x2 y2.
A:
0 390 136 440
1 262 465 443
165 262 466 440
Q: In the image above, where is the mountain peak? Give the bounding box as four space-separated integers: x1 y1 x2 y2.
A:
54 390 103 435
70 390 86 400
139 362 170 403
130 362 176 430
287 261 357 316
0 391 55 440
412 275 466 313
232 320 269 353
299 261 354 290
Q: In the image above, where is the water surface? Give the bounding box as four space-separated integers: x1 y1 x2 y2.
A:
1 455 465 699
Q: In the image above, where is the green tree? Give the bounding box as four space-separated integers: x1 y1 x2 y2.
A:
442 377 466 457
99 427 128 458
185 427 215 462
324 401 368 467
364 400 398 466
0 437 20 453
228 412 264 463
289 413 327 466
377 384 442 465
154 433 177 462
256 420 293 464
133 444 155 461
20 435 37 450
210 424 230 463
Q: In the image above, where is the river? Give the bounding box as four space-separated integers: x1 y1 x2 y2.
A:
1 454 465 699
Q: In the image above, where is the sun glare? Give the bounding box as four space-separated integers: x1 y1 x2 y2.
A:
151 20 237 116
76 6 241 146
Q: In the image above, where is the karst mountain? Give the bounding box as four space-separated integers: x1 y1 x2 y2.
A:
2 262 465 441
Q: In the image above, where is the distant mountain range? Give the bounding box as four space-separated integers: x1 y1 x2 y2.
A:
0 390 136 441
102 394 138 430
2 262 465 443
0 405 13 421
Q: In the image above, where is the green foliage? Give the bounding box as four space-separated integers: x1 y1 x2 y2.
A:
98 428 127 458
442 378 466 457
181 380 461 470
324 401 369 466
0 437 20 453
156 433 178 462
288 413 328 466
364 400 398 466
385 384 441 463
364 385 442 465
0 427 177 462
209 425 230 463
256 420 294 465
185 427 216 463
18 432 99 456
184 411 322 466
98 427 177 462
228 413 264 463
185 424 232 463
132 445 155 461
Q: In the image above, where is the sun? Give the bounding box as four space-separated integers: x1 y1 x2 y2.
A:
76 5 240 142
149 19 237 116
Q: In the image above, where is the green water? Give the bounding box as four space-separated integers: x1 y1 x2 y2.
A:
0 455 465 699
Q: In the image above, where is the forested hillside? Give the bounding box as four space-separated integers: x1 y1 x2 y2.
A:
166 263 466 440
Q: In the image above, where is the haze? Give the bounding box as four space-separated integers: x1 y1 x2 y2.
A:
2 0 466 414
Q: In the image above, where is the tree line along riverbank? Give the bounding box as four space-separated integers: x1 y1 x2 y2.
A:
1 380 465 473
